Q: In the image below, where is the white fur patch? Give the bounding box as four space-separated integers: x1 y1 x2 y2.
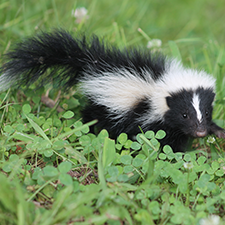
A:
0 72 16 91
80 68 155 118
80 59 216 126
192 93 202 122
158 60 215 93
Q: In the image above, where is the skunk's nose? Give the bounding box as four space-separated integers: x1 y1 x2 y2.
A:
196 130 207 137
194 122 208 138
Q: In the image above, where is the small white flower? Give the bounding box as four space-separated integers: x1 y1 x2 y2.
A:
147 39 162 49
199 215 220 225
72 7 89 23
207 136 216 144
183 162 193 170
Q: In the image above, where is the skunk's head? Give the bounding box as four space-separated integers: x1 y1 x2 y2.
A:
164 87 215 138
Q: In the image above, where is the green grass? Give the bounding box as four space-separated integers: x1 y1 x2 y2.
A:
1 0 225 224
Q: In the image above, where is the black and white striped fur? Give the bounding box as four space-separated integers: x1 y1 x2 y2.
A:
0 30 224 152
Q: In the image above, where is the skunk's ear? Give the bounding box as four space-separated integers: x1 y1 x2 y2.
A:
166 96 173 108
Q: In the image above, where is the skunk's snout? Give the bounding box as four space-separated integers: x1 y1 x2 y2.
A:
195 130 207 137
194 123 208 138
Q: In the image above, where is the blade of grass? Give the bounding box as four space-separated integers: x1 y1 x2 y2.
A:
25 114 52 145
168 40 182 61
102 137 115 169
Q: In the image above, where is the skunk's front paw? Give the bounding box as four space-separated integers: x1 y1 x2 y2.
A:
215 130 225 139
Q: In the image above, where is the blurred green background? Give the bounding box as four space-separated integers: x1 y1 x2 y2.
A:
1 0 225 46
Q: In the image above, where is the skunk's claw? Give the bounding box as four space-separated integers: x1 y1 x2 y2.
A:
210 122 225 139
215 130 225 139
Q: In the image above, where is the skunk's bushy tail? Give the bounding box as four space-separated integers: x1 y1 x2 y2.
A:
0 29 165 90
0 30 100 89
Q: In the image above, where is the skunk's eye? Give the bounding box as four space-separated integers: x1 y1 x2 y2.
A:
205 111 209 116
183 113 188 119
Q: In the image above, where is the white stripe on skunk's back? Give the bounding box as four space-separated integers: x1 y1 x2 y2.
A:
80 59 216 124
80 68 156 114
159 60 216 93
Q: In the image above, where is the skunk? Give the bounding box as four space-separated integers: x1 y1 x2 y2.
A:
0 30 225 152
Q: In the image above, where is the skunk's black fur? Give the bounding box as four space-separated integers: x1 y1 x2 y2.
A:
0 30 225 152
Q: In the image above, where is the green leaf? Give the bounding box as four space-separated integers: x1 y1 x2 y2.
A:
2 154 20 173
12 132 34 142
80 124 90 134
139 134 156 151
62 110 74 119
102 137 115 168
22 104 31 114
116 143 122 150
132 157 143 168
43 166 58 177
15 124 25 132
58 161 72 173
134 209 155 224
150 138 159 147
149 201 161 215
38 140 52 150
42 184 55 198
124 139 133 149
108 166 119 177
2 163 14 173
43 149 53 157
98 146 107 189
9 154 20 161
98 129 109 143
117 133 128 145
32 167 43 180
159 153 167 160
174 152 183 161
4 125 14 134
220 191 225 200
118 174 129 182
196 174 211 188
123 165 133 173
65 145 88 163
32 96 41 104
131 141 141 150
52 140 66 150
79 135 91 146
211 161 219 170
155 130 166 139
120 155 133 165
107 176 117 182
184 154 192 162
145 131 155 139
163 145 173 154
197 156 207 165
215 169 224 177
59 174 73 186
25 114 52 145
